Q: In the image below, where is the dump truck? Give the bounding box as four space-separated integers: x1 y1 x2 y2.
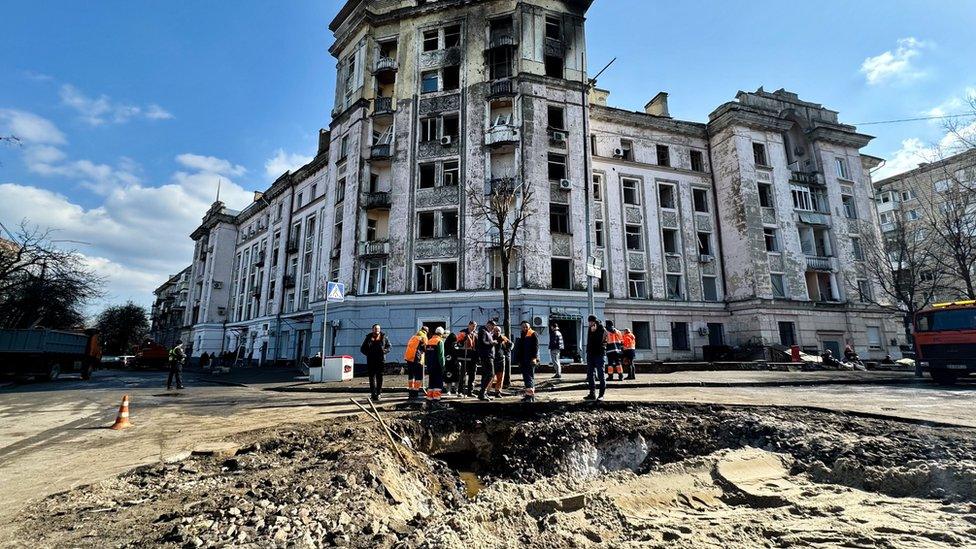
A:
0 328 100 381
133 340 169 369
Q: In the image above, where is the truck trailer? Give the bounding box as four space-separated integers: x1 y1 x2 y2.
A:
0 328 101 381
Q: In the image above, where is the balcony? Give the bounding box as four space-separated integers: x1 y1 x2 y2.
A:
374 56 398 74
369 143 392 160
796 211 831 227
487 32 518 50
282 274 296 288
487 79 516 99
372 97 394 116
484 124 519 147
486 177 517 195
359 239 391 257
363 191 392 210
805 256 833 272
790 170 823 186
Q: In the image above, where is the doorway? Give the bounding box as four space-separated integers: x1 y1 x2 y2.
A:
553 318 580 362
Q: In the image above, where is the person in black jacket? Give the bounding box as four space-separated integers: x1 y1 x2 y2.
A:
476 320 497 401
456 321 478 396
585 315 607 401
514 321 540 402
360 324 391 401
443 328 459 396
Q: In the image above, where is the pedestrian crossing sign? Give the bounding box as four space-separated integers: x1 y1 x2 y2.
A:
326 281 345 303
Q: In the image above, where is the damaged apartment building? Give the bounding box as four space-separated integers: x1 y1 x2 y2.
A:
173 0 902 365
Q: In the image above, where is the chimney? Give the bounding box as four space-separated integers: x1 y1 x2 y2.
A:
589 87 610 106
644 92 670 117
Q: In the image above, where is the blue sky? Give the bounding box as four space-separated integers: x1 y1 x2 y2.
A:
1 0 974 314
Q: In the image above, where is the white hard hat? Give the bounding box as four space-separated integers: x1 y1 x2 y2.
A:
435 327 444 335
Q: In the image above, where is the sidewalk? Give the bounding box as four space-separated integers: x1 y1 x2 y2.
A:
267 369 925 395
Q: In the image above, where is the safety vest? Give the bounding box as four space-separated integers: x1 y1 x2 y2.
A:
426 335 442 349
622 332 636 350
606 330 623 354
404 333 426 363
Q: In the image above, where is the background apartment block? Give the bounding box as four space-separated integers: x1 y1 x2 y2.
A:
168 0 903 365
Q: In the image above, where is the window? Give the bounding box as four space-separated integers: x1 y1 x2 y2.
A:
791 185 813 211
662 229 679 254
296 192 304 207
366 218 378 241
656 144 670 167
902 190 917 201
867 326 883 349
310 184 317 199
441 210 459 237
548 153 567 181
443 161 459 186
835 157 850 180
550 204 570 234
625 224 643 250
442 65 460 91
851 237 864 261
416 264 434 292
690 150 705 172
753 142 768 166
440 262 458 290
633 322 652 349
420 117 438 142
620 139 634 161
544 55 564 78
697 232 712 255
361 259 387 295
423 30 439 52
622 178 641 205
628 271 647 298
421 70 438 94
843 194 857 219
444 25 461 48
340 135 349 158
489 47 513 80
778 321 796 346
671 322 690 351
770 274 786 298
935 179 950 193
702 276 718 302
758 182 774 208
666 274 683 300
658 184 676 208
693 188 709 213
418 211 436 238
764 228 779 252
858 280 873 303
442 114 459 138
419 164 436 189
547 105 565 130
594 221 605 248
906 209 921 221
879 211 894 226
551 258 571 289
591 174 603 201
545 15 562 39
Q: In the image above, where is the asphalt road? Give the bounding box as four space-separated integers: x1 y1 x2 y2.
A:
2 367 975 540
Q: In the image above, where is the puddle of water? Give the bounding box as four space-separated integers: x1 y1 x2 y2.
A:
457 471 485 498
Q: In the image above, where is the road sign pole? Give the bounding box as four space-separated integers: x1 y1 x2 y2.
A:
321 297 329 359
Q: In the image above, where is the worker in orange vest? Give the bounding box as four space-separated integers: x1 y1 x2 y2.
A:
605 320 624 381
621 328 637 380
424 327 446 405
404 327 428 401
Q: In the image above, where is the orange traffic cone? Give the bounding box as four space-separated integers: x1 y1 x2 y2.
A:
110 395 132 430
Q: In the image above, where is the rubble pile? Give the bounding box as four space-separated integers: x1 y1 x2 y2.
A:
16 403 976 548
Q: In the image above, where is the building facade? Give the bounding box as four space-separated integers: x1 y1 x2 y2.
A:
175 0 903 364
149 266 191 349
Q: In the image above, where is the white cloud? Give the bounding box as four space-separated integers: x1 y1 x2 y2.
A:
860 37 931 85
59 84 173 126
0 109 66 144
264 148 313 179
176 153 246 177
874 121 976 180
925 87 976 119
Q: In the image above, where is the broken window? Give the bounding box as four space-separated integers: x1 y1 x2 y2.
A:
851 237 864 261
547 105 565 130
633 322 652 349
443 161 459 186
764 228 779 252
544 55 564 78
620 139 634 161
416 264 434 292
656 144 670 167
658 183 676 209
423 30 439 52
693 188 709 213
551 258 572 289
753 142 768 166
550 203 570 234
662 229 679 254
835 157 850 180
778 321 796 346
758 182 774 208
697 232 712 255
594 221 605 247
420 118 437 142
442 114 459 138
628 271 647 299
442 65 460 91
421 70 438 94
444 25 461 48
671 322 689 350
548 153 567 181
666 276 684 301
591 173 603 201
702 276 718 302
489 47 513 80
545 15 562 39
625 224 642 251
419 164 437 189
622 178 641 205
441 210 459 237
690 150 704 172
440 262 458 291
843 194 857 219
418 211 436 238
770 274 786 298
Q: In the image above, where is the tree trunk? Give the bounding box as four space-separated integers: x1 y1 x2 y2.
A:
501 253 512 388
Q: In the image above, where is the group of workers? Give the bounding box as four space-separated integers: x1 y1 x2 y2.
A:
359 315 639 404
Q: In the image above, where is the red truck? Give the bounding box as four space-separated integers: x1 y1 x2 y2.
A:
915 300 976 384
133 340 169 369
0 328 100 381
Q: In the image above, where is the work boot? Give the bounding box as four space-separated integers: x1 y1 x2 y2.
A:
626 374 636 380
618 373 624 381
478 392 492 402
493 390 502 399
551 374 562 380
583 393 596 401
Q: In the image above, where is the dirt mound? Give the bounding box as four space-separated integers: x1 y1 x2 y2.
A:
13 403 976 548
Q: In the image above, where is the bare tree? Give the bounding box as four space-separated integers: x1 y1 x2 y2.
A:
465 177 537 339
0 220 104 329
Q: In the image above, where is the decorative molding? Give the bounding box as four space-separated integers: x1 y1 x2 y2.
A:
415 237 458 260
625 206 643 224
416 186 460 207
418 140 460 159
660 210 679 229
665 254 682 274
419 47 462 70
418 93 460 116
627 252 645 271
695 214 712 232
551 234 572 257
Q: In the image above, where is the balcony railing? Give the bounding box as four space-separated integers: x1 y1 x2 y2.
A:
363 191 392 210
373 97 394 115
486 177 518 195
359 240 391 257
487 32 518 50
790 170 822 186
484 124 519 147
370 143 392 160
805 256 833 272
375 56 398 73
488 79 516 99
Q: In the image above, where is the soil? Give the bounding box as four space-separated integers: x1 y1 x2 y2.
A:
11 402 976 548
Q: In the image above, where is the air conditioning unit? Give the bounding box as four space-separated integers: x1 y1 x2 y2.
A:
612 147 625 158
699 254 715 263
440 136 453 146
531 315 547 328
550 131 567 143
558 179 572 190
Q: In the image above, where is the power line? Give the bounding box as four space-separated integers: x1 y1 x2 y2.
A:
854 113 972 126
